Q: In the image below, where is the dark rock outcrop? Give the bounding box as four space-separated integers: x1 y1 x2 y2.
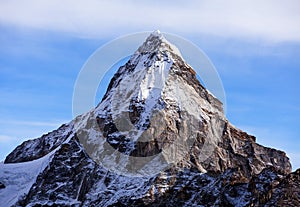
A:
4 123 72 164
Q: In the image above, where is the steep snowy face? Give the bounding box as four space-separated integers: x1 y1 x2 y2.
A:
98 30 223 118
98 31 185 114
95 30 224 133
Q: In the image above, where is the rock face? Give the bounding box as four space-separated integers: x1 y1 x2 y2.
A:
0 31 298 207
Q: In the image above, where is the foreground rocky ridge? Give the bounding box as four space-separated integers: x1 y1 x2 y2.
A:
1 31 298 206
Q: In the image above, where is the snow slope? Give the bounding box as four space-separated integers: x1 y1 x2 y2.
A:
0 149 56 207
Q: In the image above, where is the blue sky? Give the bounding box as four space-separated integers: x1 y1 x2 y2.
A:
0 1 299 170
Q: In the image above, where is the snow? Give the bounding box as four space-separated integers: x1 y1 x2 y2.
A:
150 29 162 37
95 31 182 120
84 174 150 206
138 59 172 100
0 149 57 207
163 72 224 118
136 30 183 60
109 52 173 144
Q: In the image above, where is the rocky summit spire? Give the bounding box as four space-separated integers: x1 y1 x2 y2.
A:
136 30 182 58
0 31 298 207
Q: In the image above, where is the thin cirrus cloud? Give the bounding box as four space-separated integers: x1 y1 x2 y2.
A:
0 0 299 42
0 135 16 143
0 120 66 128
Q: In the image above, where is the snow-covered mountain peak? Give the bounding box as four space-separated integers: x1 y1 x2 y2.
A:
1 31 298 206
150 29 162 37
136 30 183 59
98 31 224 119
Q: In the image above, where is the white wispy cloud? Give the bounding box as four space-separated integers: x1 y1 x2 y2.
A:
0 135 16 143
0 0 299 42
0 120 65 127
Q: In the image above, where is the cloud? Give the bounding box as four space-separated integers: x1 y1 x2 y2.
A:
0 119 67 141
0 119 67 129
0 120 65 127
0 135 16 143
0 0 299 42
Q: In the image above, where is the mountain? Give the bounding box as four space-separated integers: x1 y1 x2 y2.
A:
0 31 299 207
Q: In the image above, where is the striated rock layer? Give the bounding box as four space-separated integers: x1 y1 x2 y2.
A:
0 31 298 207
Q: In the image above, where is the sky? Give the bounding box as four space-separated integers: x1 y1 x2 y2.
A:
0 0 299 170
